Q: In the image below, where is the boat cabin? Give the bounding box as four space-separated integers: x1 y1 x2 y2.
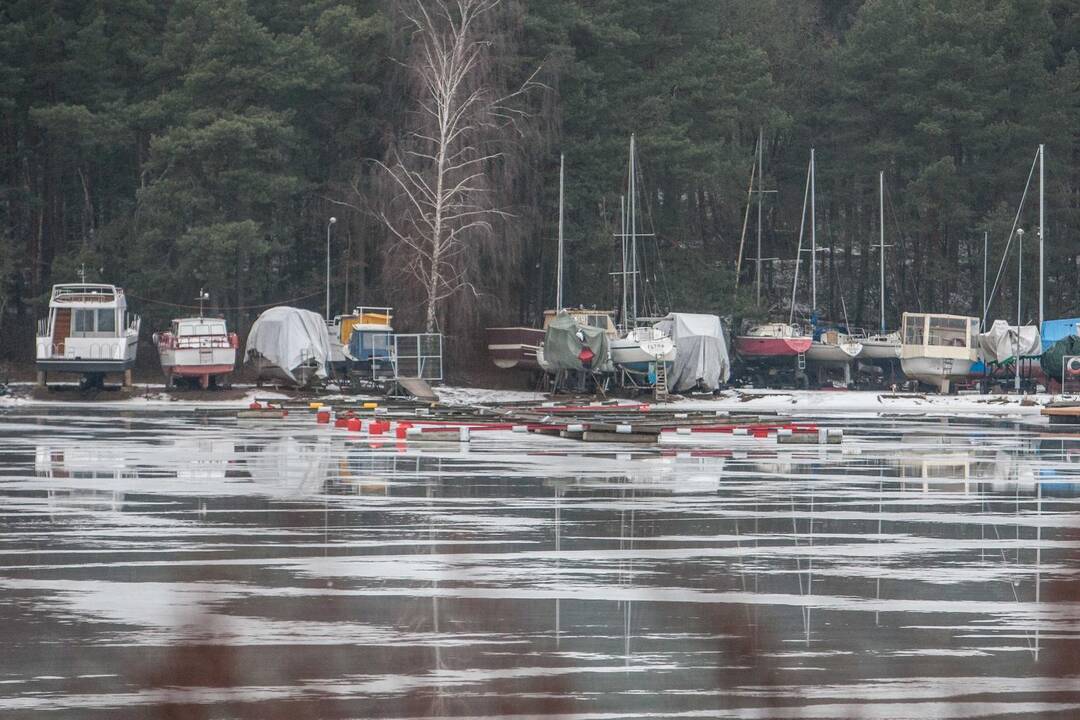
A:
900 313 978 352
542 308 618 336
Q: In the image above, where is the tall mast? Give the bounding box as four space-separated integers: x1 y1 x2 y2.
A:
810 148 817 313
1039 143 1045 327
630 134 638 326
556 153 564 311
879 171 885 334
620 194 628 330
982 231 988 329
755 127 764 307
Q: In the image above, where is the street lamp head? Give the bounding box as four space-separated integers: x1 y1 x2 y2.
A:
329 217 337 225
1017 228 1024 237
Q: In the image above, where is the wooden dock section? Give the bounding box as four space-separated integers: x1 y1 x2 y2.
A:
1041 403 1080 425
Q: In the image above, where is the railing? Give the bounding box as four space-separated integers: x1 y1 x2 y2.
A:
155 332 237 350
37 342 125 360
393 333 443 381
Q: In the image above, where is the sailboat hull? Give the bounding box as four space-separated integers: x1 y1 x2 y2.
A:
805 341 863 365
735 336 812 358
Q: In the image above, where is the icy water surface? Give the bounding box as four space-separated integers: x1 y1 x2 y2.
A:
0 407 1078 718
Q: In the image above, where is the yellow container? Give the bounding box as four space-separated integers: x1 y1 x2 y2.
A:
362 402 378 410
309 402 323 410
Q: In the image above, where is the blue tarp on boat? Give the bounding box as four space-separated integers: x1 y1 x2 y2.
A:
1040 317 1080 352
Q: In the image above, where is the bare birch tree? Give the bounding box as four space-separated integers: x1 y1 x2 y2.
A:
371 0 539 333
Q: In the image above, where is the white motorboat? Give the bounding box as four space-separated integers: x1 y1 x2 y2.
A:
899 312 980 392
35 282 141 388
154 316 237 389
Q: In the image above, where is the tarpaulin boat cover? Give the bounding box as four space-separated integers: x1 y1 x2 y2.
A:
1041 335 1080 380
542 310 612 372
655 313 731 391
975 320 1041 364
1040 317 1080 352
245 306 330 383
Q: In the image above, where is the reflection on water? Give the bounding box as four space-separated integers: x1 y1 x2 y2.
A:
0 409 1077 718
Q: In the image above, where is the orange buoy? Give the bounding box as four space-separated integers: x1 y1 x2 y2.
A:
396 422 413 439
316 410 330 424
249 402 262 410
334 416 349 428
346 417 362 432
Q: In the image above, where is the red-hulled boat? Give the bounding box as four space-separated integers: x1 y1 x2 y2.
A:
734 322 812 358
485 326 545 370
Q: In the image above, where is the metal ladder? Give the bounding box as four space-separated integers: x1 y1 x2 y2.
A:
654 358 669 401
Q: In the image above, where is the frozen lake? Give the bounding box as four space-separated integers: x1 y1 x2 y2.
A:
0 406 1078 718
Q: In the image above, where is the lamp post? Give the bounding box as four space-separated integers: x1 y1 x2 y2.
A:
326 217 337 320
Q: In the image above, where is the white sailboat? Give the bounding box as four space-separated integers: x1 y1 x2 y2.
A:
790 149 862 367
858 171 902 360
610 134 676 380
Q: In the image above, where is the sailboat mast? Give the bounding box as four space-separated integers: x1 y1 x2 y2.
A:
556 153 565 311
879 171 885 334
810 148 817 313
755 128 764 307
620 194 628 330
630 133 638 326
1039 143 1045 327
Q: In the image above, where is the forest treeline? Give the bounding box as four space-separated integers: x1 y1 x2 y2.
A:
1 0 1078 371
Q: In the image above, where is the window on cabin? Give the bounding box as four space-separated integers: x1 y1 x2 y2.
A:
903 316 924 346
96 309 115 333
74 309 94 334
927 317 968 347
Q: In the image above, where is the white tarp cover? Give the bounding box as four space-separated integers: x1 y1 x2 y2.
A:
976 319 1042 363
655 313 730 391
245 306 330 383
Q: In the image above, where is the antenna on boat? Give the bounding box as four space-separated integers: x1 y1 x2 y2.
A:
197 288 209 318
556 153 565 312
77 264 88 283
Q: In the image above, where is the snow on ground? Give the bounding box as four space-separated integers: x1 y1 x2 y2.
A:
0 379 1068 418
657 389 1055 418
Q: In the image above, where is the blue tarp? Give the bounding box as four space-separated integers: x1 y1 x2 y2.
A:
1040 317 1080 351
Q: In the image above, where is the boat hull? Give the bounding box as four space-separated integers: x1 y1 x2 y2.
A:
900 356 976 391
486 326 545 370
860 341 901 360
735 336 812 358
805 341 862 365
611 332 676 377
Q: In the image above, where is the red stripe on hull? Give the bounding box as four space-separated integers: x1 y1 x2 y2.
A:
735 336 812 357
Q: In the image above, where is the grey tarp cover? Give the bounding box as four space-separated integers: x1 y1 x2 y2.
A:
976 320 1041 364
542 310 612 372
655 312 730 391
245 306 331 383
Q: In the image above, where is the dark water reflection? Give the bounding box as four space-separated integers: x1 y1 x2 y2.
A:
0 407 1078 718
